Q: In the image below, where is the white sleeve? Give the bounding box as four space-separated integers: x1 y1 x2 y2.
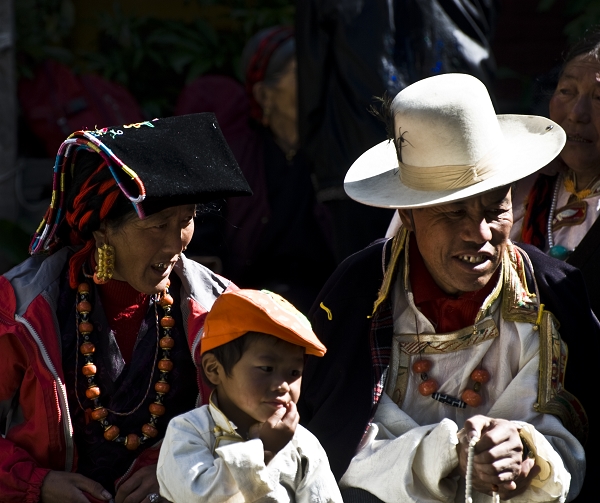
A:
293 427 344 503
339 396 460 503
215 439 291 502
157 411 277 502
486 350 584 502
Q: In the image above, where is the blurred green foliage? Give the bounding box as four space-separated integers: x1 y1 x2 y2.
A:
538 0 600 41
0 219 31 268
15 0 76 77
15 0 294 117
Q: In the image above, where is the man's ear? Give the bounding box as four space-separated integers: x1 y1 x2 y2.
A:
202 353 223 386
397 209 414 232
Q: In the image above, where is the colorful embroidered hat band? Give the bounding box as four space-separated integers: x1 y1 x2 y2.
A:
29 113 252 255
30 126 149 254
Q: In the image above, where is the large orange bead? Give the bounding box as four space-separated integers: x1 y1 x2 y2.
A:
125 434 140 450
80 342 95 355
103 425 120 441
471 369 490 383
79 321 94 334
418 379 438 396
159 336 175 349
91 407 108 420
159 293 174 307
158 359 174 372
77 301 92 313
461 389 482 407
142 424 158 438
85 386 101 399
78 283 90 293
412 359 432 374
155 381 170 394
160 316 176 328
149 403 166 416
82 364 97 376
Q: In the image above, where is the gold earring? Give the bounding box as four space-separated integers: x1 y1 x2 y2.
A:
93 243 115 284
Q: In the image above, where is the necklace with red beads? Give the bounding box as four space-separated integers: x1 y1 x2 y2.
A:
413 357 490 408
412 316 491 408
74 280 176 450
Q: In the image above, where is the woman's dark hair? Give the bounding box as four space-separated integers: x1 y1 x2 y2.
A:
561 26 600 75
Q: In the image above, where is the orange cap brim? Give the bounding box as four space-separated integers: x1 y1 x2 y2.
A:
201 289 326 356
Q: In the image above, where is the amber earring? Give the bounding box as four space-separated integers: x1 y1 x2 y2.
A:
93 243 115 284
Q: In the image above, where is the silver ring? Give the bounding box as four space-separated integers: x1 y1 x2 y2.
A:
147 494 160 503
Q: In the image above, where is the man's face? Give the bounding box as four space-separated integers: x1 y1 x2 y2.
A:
398 187 513 295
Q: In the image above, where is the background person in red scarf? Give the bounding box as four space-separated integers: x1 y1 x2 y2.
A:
179 27 336 315
0 114 251 503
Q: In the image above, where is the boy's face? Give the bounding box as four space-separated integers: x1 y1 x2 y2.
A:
213 337 304 436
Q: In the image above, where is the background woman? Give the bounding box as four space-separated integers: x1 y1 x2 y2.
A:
513 28 600 315
0 114 250 503
177 26 335 314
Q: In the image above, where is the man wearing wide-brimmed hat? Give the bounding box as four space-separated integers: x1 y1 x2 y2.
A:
298 74 597 502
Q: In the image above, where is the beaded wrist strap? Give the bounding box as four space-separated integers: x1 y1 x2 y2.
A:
465 436 500 503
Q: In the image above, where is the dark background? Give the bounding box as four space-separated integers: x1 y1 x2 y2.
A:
1 0 599 271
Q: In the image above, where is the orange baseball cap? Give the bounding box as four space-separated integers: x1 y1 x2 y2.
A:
201 289 326 356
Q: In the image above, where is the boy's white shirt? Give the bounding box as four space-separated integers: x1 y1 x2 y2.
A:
157 395 343 503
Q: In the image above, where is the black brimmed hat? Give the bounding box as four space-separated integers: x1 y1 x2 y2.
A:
31 113 252 253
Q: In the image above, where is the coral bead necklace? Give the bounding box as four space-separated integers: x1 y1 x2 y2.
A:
75 280 175 450
413 357 490 408
412 313 491 408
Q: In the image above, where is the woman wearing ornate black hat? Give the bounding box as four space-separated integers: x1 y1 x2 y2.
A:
0 114 251 503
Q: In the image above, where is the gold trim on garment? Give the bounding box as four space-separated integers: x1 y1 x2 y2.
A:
535 309 588 443
500 243 539 324
394 318 499 353
208 391 244 453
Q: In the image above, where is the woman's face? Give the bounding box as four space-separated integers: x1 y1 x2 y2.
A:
94 204 195 294
269 58 298 126
549 56 600 176
256 58 298 151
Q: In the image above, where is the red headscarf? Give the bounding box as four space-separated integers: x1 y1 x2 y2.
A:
244 26 295 123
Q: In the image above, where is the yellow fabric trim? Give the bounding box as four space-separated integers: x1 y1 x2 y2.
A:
319 302 333 321
372 228 408 316
394 318 499 354
535 310 588 444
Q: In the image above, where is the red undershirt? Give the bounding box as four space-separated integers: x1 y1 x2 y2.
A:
97 279 149 364
408 234 499 333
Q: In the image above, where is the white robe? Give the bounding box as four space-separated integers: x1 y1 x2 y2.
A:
157 397 343 503
340 242 585 503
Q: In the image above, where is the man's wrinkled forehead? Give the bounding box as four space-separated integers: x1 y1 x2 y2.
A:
424 185 513 212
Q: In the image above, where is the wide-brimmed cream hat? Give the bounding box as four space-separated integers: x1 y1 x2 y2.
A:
344 73 566 209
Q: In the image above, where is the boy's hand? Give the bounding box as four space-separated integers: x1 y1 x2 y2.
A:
456 415 540 500
248 401 299 464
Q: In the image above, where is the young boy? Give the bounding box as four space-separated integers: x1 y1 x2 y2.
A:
157 289 343 502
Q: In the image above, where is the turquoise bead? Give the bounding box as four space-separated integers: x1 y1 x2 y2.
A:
548 245 570 260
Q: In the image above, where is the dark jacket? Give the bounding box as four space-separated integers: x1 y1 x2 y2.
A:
296 0 499 192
